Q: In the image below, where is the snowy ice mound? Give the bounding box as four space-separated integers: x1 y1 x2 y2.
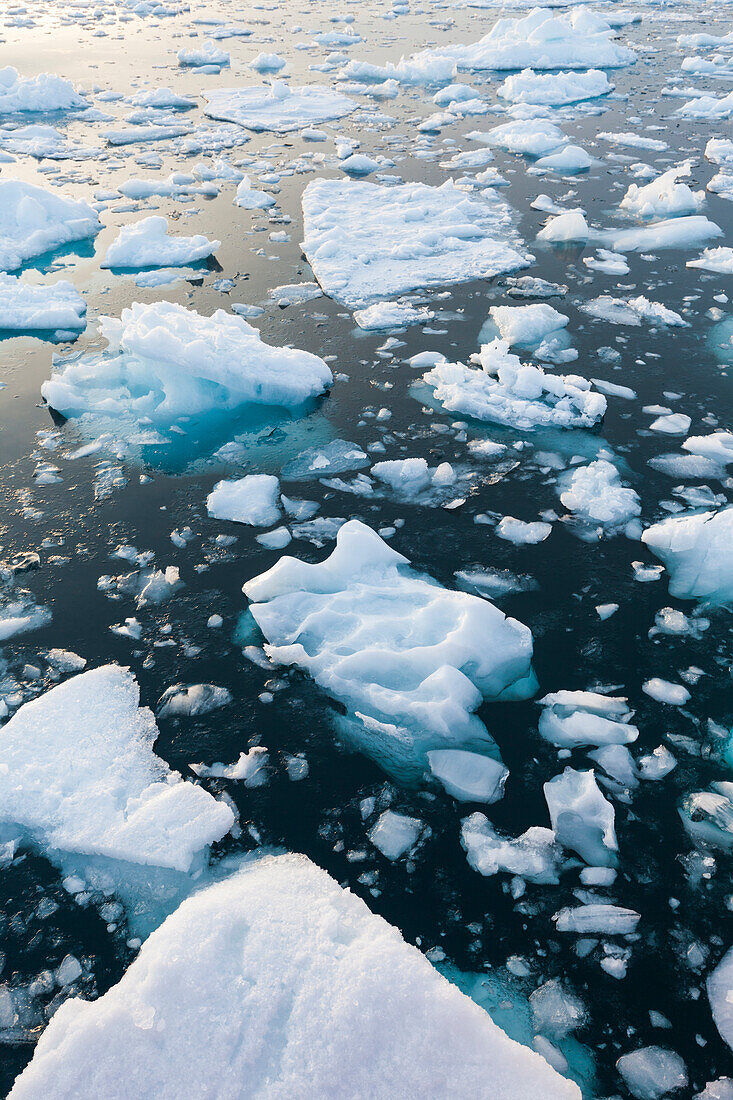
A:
301 178 530 309
41 301 332 450
202 81 356 132
0 666 234 873
423 339 606 431
557 459 641 539
641 507 733 604
102 216 220 268
0 274 86 336
0 67 87 113
0 180 101 272
243 520 537 783
8 854 579 1100
398 8 636 75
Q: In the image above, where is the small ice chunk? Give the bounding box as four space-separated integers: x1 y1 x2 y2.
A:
616 1046 688 1100
496 517 552 544
157 684 232 718
642 678 690 706
554 904 640 934
539 690 638 749
102 216 219 268
369 811 423 860
544 768 617 866
427 749 508 803
462 813 560 884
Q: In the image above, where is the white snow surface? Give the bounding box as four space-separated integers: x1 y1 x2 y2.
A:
0 666 234 873
0 180 101 272
301 178 530 309
244 520 536 782
203 81 356 132
8 853 579 1100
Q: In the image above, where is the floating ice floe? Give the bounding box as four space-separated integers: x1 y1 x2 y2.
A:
554 904 639 934
0 583 51 643
678 91 733 121
428 748 508 803
497 68 612 106
537 210 589 243
580 296 688 328
423 340 606 432
41 301 332 449
0 124 101 160
190 747 269 786
532 146 592 174
544 767 618 866
146 678 232 720
102 216 219 268
0 67 87 113
0 274 86 336
683 432 733 466
483 119 568 159
462 813 562 884
301 178 530 309
387 9 636 77
8 854 579 1100
234 174 276 209
281 438 369 480
680 782 733 850
243 519 536 783
488 303 570 353
353 301 435 330
0 666 234 877
616 1046 688 1100
369 810 425 860
203 81 356 132
604 215 722 253
207 474 281 526
101 214 217 268
708 948 733 1052
619 165 704 219
641 507 733 604
538 690 639 750
687 247 733 275
496 517 552 545
556 459 641 538
177 39 229 68
0 180 101 272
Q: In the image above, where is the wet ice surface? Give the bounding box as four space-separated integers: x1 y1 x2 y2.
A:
0 0 731 1096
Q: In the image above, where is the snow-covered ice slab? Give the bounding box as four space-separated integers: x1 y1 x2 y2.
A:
387 9 636 76
0 67 86 113
641 507 733 604
41 301 332 447
301 178 530 309
497 68 612 106
102 216 220 268
203 81 356 132
243 519 536 783
423 339 606 431
0 180 101 272
0 274 86 335
0 666 234 873
8 854 579 1100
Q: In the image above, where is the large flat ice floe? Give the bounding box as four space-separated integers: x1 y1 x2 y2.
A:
0 180 101 272
0 666 234 873
243 520 536 783
41 301 332 445
0 67 87 113
497 68 612 106
423 339 606 431
375 8 635 78
9 854 578 1100
641 507 733 604
301 178 530 309
202 81 356 132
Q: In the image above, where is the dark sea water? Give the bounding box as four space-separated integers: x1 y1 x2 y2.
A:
0 0 731 1095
